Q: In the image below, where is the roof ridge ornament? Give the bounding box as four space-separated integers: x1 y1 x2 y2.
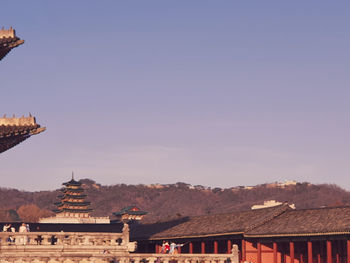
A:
0 114 37 126
0 26 15 39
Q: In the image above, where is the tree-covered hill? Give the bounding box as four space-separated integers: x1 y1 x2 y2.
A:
0 180 349 222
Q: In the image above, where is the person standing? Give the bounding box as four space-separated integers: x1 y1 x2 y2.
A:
19 223 27 245
169 242 183 254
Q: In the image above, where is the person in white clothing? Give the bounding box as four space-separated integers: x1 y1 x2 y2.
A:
2 224 10 232
19 223 27 245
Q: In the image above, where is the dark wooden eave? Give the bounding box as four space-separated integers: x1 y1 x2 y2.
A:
0 27 24 61
0 116 46 154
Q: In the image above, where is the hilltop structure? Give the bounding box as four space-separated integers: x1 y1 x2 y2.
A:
113 206 148 223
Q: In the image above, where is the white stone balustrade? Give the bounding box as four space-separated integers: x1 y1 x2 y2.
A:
0 231 127 249
0 232 239 263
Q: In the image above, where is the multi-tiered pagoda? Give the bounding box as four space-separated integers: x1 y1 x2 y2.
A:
54 176 93 218
40 176 110 223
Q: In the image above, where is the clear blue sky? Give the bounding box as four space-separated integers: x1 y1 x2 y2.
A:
1 1 350 191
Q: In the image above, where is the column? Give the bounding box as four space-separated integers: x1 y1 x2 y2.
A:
327 240 332 263
273 242 277 263
201 241 206 254
227 240 232 254
257 242 262 263
290 241 295 263
214 240 218 254
189 242 193 254
308 241 313 263
347 240 350 263
241 240 246 262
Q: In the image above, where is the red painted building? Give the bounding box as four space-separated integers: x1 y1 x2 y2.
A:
131 204 350 263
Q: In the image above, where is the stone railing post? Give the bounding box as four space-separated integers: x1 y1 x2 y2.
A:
122 222 129 245
232 244 239 263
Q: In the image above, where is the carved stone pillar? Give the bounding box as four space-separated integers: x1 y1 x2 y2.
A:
122 222 130 245
232 244 239 263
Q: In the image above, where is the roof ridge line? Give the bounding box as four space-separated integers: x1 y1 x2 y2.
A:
244 203 291 233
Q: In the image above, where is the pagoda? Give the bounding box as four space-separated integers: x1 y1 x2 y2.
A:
53 175 93 218
40 175 110 223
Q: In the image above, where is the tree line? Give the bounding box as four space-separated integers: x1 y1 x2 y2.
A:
0 180 349 222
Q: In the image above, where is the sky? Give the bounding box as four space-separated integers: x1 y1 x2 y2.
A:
1 1 350 191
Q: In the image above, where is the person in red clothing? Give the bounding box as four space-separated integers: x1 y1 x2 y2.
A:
161 241 170 253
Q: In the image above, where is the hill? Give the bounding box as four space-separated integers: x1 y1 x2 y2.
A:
1 180 350 222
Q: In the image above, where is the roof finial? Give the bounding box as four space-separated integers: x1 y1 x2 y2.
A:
72 171 74 180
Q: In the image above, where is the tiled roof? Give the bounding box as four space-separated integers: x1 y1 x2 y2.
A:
131 204 290 240
54 208 93 213
61 188 84 193
63 179 82 187
114 206 148 216
58 194 87 199
244 206 350 237
0 116 46 154
56 201 91 207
